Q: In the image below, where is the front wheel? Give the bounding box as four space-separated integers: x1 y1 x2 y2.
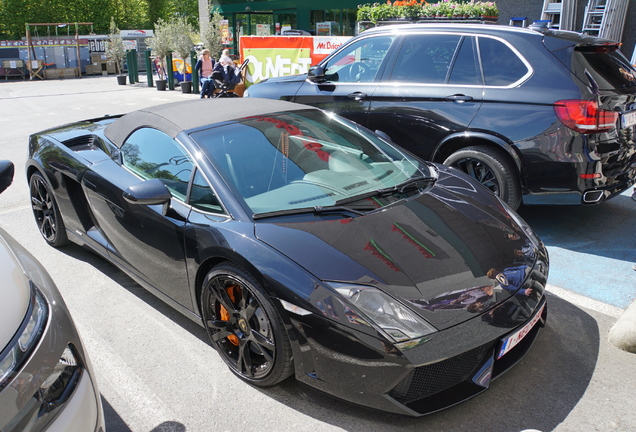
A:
200 262 293 387
29 172 69 247
443 145 521 209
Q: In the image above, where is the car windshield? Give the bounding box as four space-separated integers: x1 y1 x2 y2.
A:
190 110 431 216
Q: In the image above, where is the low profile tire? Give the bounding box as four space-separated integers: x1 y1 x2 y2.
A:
443 145 522 210
201 262 293 387
29 172 69 247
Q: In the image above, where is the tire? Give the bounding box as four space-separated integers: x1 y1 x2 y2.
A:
29 172 69 247
443 145 522 210
200 262 293 387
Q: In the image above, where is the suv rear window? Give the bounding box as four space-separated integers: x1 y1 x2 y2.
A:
478 37 530 86
572 46 636 90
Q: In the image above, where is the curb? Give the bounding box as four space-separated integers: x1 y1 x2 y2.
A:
608 298 636 353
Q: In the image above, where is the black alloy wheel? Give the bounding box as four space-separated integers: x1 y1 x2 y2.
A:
29 172 69 247
444 145 521 209
201 262 293 387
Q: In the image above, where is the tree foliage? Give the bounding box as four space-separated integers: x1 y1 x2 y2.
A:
0 0 199 40
105 17 126 75
168 16 195 77
200 8 224 60
146 17 172 80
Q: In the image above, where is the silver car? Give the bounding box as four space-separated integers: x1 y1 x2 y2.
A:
0 161 104 431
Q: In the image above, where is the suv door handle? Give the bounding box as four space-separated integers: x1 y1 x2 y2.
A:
445 94 473 103
348 92 368 101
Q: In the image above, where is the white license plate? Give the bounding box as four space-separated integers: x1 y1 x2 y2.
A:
621 111 636 129
497 302 545 359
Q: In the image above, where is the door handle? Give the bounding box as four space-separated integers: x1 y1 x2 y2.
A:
445 94 473 103
348 92 367 101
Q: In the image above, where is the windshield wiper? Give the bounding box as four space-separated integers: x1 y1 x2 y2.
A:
253 204 377 220
334 176 436 206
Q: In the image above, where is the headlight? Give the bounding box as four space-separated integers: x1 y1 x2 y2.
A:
0 283 48 391
328 283 437 343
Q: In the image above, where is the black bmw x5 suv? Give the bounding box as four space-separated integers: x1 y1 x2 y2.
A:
245 24 636 209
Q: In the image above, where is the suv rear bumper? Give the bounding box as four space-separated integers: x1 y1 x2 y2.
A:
522 164 636 205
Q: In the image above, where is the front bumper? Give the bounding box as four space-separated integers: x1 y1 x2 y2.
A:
286 287 548 416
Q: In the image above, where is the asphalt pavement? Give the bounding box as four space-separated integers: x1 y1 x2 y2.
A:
0 75 634 432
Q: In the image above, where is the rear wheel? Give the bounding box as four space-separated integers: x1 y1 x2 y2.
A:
444 145 521 209
29 172 69 247
200 262 293 387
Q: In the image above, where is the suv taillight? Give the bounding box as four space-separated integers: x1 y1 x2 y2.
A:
554 100 618 134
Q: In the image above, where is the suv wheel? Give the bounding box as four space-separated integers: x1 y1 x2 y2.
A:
444 145 521 209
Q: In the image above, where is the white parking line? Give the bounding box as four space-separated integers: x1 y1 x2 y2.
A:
77 324 182 431
546 284 624 318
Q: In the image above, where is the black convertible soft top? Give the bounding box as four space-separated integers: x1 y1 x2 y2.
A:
104 98 312 148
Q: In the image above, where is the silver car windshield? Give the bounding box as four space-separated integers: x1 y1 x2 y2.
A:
190 110 431 215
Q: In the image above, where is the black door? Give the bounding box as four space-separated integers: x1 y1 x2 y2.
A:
368 33 484 160
293 34 398 128
82 127 194 309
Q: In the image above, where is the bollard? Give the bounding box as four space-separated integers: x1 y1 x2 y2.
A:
130 49 139 83
127 51 135 84
191 50 199 94
145 50 153 87
167 52 174 90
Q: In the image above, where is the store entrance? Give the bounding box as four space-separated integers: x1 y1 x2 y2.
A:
234 10 299 37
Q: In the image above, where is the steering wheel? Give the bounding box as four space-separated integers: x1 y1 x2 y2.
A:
348 62 371 82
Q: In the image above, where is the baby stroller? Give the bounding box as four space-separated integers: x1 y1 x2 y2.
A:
212 59 249 98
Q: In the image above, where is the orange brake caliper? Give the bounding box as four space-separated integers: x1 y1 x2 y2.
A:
219 285 240 346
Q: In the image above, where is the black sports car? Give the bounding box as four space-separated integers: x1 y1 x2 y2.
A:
26 98 549 416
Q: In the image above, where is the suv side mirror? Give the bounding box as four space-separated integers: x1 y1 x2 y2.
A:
308 65 327 83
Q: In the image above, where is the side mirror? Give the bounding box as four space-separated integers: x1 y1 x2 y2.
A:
123 178 172 206
0 161 15 195
307 65 327 83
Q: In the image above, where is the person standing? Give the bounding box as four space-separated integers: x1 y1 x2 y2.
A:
195 49 215 98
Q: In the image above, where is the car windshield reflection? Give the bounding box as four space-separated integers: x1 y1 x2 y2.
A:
190 110 431 216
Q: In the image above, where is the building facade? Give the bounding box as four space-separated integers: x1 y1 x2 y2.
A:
216 0 635 60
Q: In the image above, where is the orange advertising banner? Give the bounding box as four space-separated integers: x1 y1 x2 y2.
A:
240 36 350 87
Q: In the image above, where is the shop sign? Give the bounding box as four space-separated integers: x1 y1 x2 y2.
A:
256 24 270 36
89 39 106 52
240 36 351 87
120 30 153 38
124 40 137 50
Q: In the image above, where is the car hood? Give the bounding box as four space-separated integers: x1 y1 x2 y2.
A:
0 233 31 350
246 74 307 98
261 74 308 84
255 173 542 330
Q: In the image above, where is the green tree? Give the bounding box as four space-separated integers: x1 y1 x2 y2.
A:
200 7 224 59
147 17 172 81
0 0 208 41
168 16 195 80
105 18 126 75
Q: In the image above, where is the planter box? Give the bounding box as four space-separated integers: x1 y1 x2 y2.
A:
45 69 61 79
62 68 77 78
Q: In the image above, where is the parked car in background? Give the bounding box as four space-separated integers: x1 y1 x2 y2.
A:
0 161 104 431
26 98 548 416
245 24 636 209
